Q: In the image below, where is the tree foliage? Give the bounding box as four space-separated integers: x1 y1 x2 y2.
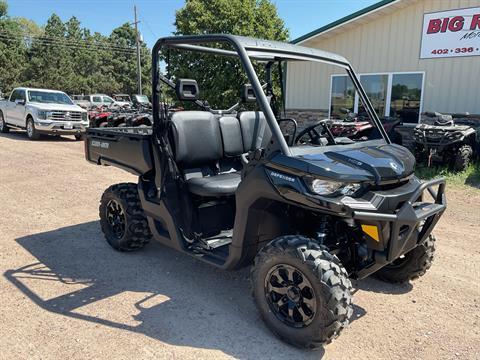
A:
170 0 289 108
0 5 151 97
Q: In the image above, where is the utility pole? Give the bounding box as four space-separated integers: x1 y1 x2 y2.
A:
134 5 142 95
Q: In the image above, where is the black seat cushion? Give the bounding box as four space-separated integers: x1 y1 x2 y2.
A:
238 111 272 152
187 172 241 197
170 111 223 167
219 116 244 157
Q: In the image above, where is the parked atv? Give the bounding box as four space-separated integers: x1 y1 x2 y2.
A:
84 35 446 349
413 112 476 171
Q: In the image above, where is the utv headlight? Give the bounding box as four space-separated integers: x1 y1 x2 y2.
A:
305 178 361 197
37 110 48 120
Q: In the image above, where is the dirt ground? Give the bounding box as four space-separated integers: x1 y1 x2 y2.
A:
0 130 479 360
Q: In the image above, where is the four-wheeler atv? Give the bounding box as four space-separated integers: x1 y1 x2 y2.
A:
413 111 476 171
85 35 446 349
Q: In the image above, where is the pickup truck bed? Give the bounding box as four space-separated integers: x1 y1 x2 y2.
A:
85 127 154 175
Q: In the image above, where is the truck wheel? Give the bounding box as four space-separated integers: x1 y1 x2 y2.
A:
452 145 472 171
374 234 436 283
0 111 9 133
26 117 40 140
99 183 152 251
251 236 353 349
74 134 84 141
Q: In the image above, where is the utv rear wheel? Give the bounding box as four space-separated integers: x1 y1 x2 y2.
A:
374 234 436 283
251 236 353 349
0 112 9 133
99 183 151 251
452 145 472 171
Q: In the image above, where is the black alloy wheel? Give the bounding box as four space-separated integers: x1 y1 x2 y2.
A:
105 199 126 239
265 264 317 328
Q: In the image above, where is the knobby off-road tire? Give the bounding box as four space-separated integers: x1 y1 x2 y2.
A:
99 183 152 251
0 111 9 133
374 234 436 283
251 236 353 349
26 117 40 140
452 145 473 171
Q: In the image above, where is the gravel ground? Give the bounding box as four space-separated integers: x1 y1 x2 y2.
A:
0 131 479 360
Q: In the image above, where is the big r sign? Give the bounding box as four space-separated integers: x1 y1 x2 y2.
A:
420 7 480 59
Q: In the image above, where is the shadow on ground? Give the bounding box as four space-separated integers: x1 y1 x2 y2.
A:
0 130 76 142
4 222 371 358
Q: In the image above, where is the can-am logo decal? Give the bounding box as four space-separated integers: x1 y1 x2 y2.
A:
91 140 110 149
269 171 295 183
390 162 400 171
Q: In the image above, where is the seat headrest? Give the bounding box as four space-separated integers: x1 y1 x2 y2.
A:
176 79 199 101
241 84 256 103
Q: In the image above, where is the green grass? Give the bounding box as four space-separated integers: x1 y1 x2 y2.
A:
415 162 480 189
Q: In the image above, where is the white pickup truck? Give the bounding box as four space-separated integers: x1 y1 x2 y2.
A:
0 87 89 140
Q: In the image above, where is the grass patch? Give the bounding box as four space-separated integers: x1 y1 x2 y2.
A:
415 162 480 189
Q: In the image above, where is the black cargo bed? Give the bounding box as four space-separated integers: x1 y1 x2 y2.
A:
85 127 154 175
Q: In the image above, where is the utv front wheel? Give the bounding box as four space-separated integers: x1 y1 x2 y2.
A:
99 183 151 251
452 145 473 171
251 236 353 349
374 234 436 283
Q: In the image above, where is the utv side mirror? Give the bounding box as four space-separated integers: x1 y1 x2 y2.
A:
241 84 256 103
175 79 199 101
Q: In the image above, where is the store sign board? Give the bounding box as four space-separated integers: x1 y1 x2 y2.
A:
420 7 480 59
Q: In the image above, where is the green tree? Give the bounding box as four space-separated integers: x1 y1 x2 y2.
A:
0 0 7 18
171 0 289 107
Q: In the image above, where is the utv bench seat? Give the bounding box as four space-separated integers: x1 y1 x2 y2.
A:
170 110 270 197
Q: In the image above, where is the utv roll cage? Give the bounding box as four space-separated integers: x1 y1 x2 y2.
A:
151 34 391 155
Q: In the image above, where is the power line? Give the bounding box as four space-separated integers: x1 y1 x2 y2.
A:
0 35 137 54
0 31 138 52
0 34 137 53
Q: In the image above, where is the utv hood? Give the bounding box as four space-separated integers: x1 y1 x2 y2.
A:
275 143 415 184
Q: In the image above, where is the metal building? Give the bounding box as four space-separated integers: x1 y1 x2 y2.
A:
286 0 480 124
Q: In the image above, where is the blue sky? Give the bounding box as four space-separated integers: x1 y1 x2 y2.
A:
7 0 379 47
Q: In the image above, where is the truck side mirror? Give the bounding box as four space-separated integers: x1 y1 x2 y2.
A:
15 99 25 106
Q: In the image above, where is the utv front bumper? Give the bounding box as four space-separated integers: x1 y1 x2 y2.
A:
349 178 446 278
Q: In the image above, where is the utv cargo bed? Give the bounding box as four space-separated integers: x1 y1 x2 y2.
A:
85 127 154 175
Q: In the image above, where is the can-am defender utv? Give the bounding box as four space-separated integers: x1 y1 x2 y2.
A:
413 112 476 171
85 35 446 349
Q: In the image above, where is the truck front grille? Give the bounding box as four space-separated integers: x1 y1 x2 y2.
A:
50 111 83 121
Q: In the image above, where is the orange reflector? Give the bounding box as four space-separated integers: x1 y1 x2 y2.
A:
361 224 380 241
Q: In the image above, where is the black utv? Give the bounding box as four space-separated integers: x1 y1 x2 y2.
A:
414 112 477 171
85 35 446 349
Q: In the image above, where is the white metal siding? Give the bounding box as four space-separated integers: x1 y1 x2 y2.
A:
286 0 480 114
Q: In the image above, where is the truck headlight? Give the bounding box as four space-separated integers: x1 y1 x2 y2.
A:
82 112 88 121
37 110 47 120
305 178 361 197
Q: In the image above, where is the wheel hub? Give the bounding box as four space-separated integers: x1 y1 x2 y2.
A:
105 199 126 239
265 264 317 328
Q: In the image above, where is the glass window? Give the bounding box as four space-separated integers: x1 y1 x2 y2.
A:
10 90 19 102
330 76 355 119
92 96 102 102
28 91 73 105
390 73 423 123
358 74 388 118
103 96 114 103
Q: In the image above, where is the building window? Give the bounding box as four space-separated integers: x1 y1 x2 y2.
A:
390 73 423 123
330 76 355 119
329 72 424 122
358 74 389 118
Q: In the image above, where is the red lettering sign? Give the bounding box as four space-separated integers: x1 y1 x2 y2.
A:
471 14 480 30
448 16 464 31
427 18 441 33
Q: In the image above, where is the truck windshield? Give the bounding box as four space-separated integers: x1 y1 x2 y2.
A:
136 95 149 103
28 91 74 105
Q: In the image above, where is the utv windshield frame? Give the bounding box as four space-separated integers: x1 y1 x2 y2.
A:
152 34 391 157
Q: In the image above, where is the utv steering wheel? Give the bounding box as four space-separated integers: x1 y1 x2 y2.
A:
295 120 336 146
